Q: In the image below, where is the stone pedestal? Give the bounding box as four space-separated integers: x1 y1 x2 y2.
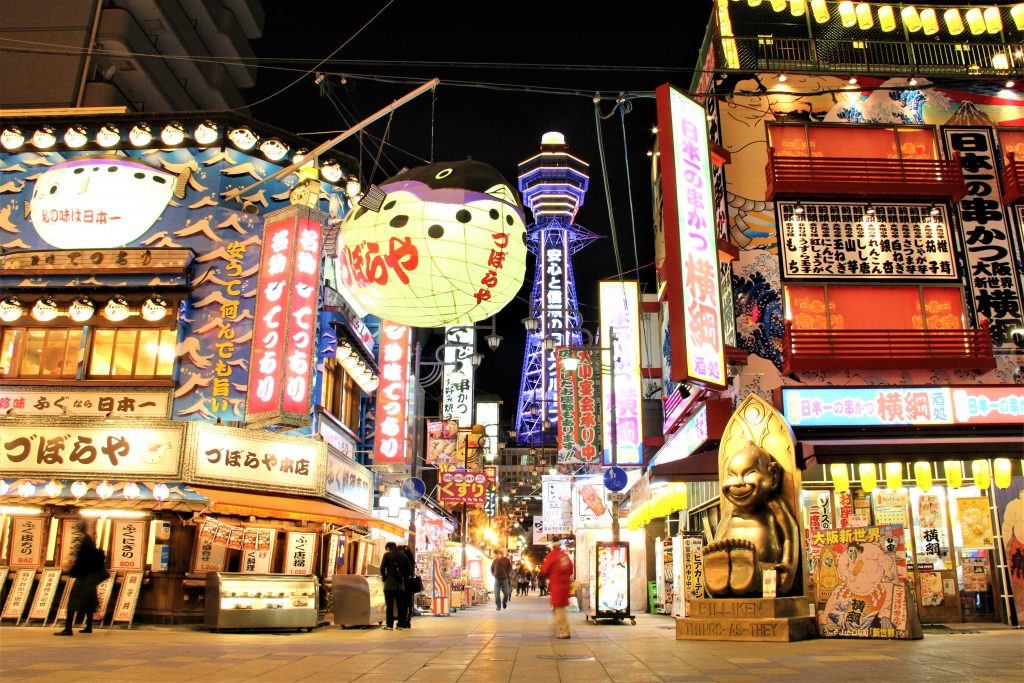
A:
676 597 816 642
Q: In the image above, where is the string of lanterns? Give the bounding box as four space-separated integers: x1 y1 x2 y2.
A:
626 483 689 531
0 479 171 502
829 458 1018 493
334 340 379 393
738 1 1024 36
0 294 170 324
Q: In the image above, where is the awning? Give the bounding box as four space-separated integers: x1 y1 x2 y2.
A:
800 434 1024 465
189 487 406 537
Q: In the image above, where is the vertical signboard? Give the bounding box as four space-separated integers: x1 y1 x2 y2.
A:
28 567 62 621
541 237 571 425
2 569 35 621
240 528 276 574
59 519 89 568
556 346 601 464
373 321 412 466
110 520 146 571
442 326 476 427
656 83 726 389
598 281 644 466
112 570 144 625
285 531 317 575
246 205 326 425
475 400 501 463
542 475 573 535
942 127 1023 349
10 517 45 567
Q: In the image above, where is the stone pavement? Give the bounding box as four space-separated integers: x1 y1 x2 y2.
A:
1 594 1021 682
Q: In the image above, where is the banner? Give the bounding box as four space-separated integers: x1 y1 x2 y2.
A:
542 475 572 535
532 518 548 544
426 419 459 466
811 525 911 639
572 475 611 529
373 321 412 465
442 326 475 427
956 497 994 548
439 469 487 505
241 528 276 574
556 346 601 464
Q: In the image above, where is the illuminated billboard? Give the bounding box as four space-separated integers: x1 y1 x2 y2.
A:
599 281 643 466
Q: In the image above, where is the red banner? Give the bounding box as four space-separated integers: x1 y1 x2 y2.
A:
439 469 487 505
373 321 411 465
246 206 324 425
556 346 601 463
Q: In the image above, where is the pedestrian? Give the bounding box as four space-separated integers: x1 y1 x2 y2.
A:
380 541 413 629
518 568 530 596
538 573 548 596
539 538 574 639
400 544 420 629
55 524 108 636
490 549 512 610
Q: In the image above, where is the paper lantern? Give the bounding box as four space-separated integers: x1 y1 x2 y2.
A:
769 0 786 11
943 461 963 489
788 0 804 16
838 2 856 27
983 7 1002 34
123 482 141 500
993 458 1013 489
920 8 940 34
153 483 170 502
337 161 527 327
44 480 62 498
855 3 873 29
810 0 829 23
1013 4 1024 31
901 6 922 32
858 463 878 493
878 5 896 31
18 481 36 498
0 480 8 496
885 462 903 490
671 483 688 511
830 463 851 493
971 460 991 490
913 461 933 492
70 481 87 498
965 8 986 35
97 481 114 499
944 8 964 35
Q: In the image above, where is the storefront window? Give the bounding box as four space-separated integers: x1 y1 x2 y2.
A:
322 358 362 433
88 328 176 379
0 327 83 378
786 285 965 331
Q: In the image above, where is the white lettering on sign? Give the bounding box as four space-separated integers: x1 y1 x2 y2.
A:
373 322 411 466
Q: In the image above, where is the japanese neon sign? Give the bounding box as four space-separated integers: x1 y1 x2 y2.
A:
647 404 708 470
373 321 412 465
246 205 324 425
599 281 643 466
656 83 725 390
555 346 601 463
782 386 1024 427
442 326 475 427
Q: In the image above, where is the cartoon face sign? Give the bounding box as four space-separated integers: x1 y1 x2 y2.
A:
720 442 782 512
337 160 527 327
29 156 185 248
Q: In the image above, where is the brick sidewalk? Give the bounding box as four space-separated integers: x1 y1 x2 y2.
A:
1 594 1021 682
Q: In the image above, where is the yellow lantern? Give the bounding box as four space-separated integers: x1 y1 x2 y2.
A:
858 463 878 493
878 5 897 32
855 3 874 29
920 8 940 35
1013 4 1024 31
885 462 903 490
672 483 688 512
769 0 786 11
983 7 1002 34
944 8 965 35
810 0 829 23
993 458 1013 489
336 160 527 327
943 461 963 489
838 1 856 27
830 463 851 493
972 460 991 490
913 461 933 492
789 0 806 17
901 6 922 32
965 8 986 35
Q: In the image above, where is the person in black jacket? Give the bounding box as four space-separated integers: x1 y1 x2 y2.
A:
55 526 108 636
400 545 418 628
380 541 412 630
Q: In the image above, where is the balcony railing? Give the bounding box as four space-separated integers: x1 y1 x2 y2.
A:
782 321 996 374
727 35 1022 78
1001 152 1024 205
766 148 968 201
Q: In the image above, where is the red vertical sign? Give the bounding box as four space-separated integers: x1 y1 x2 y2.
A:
373 321 411 465
246 205 325 425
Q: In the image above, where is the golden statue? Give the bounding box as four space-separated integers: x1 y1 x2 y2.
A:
703 394 802 598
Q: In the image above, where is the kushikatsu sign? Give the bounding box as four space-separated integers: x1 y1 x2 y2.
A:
598 281 643 467
373 322 412 466
656 83 726 390
245 204 324 427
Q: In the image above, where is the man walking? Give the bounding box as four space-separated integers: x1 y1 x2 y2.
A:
491 549 513 610
380 541 413 629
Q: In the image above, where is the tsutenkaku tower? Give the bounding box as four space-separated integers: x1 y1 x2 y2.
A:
515 132 598 446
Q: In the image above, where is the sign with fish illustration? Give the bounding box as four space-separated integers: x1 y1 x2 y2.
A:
0 116 356 425
337 160 528 327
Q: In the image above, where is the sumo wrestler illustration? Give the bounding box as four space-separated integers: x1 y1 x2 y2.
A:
336 160 527 327
702 394 802 598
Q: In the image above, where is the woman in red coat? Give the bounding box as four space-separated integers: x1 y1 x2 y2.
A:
539 541 574 639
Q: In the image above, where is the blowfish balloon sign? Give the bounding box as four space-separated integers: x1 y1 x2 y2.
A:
337 160 527 327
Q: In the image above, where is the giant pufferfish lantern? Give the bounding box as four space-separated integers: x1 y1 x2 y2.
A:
336 160 527 327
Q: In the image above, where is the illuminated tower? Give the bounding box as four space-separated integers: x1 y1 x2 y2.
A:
515 132 597 446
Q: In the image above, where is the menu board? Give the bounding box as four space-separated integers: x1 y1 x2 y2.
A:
240 528 276 574
2 568 35 620
594 542 629 616
111 520 147 571
112 571 145 624
284 532 317 575
28 567 62 620
9 518 45 567
194 537 227 573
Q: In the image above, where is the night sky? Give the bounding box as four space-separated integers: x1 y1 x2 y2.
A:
247 0 715 411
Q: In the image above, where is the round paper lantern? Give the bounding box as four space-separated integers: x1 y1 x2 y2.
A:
153 482 170 501
885 462 903 490
44 480 62 498
913 461 933 492
943 460 963 489
337 161 527 327
96 480 114 499
0 480 8 496
18 481 36 498
971 460 991 490
858 463 878 493
70 481 87 498
993 458 1012 489
123 482 141 500
830 463 851 493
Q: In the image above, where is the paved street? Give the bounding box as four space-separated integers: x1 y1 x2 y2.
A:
1 594 1021 682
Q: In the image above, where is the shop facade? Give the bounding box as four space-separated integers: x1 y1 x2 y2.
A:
0 112 395 626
